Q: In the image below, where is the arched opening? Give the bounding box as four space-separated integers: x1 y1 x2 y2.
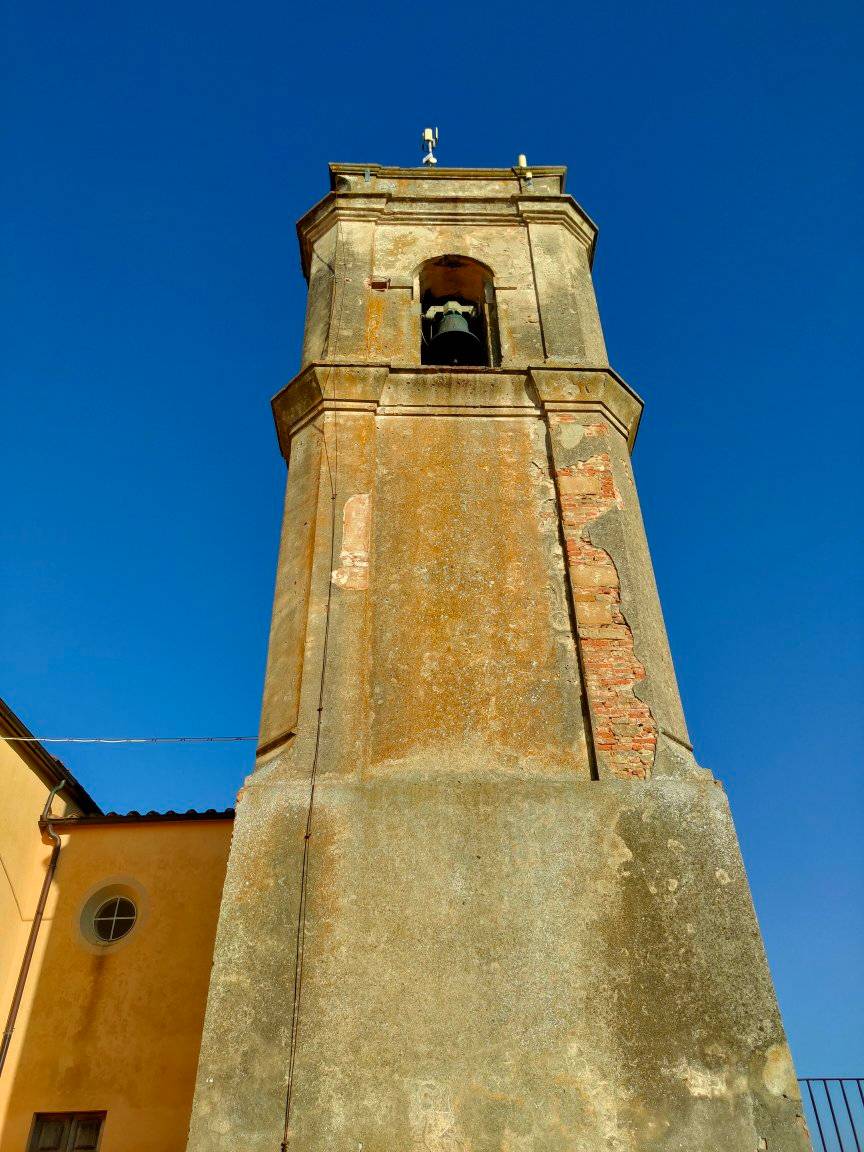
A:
419 256 500 367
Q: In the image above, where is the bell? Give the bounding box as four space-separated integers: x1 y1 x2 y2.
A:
428 307 484 366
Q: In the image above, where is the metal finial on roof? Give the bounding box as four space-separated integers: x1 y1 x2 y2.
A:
516 152 533 186
421 127 439 166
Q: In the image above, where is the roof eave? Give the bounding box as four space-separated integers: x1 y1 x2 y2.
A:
0 697 102 815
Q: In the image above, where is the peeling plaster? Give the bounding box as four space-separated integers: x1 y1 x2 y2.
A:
554 443 658 779
332 493 371 589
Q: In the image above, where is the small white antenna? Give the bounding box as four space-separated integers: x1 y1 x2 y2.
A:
421 127 439 166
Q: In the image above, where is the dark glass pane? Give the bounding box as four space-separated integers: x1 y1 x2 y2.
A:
93 897 120 922
71 1116 103 1149
93 918 114 941
31 1116 70 1151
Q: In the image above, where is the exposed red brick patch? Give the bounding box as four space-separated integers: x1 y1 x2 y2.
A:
554 434 657 779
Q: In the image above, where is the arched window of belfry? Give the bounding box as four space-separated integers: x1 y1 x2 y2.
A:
418 256 500 367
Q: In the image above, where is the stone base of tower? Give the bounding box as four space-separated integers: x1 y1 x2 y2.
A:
186 763 811 1152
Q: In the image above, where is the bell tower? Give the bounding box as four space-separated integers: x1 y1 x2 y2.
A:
187 162 810 1151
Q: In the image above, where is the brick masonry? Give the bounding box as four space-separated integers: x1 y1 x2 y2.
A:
552 420 658 779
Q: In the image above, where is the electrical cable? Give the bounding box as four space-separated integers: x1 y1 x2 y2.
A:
280 222 345 1152
1 735 256 744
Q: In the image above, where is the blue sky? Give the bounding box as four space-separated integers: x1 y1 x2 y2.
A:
2 0 861 1076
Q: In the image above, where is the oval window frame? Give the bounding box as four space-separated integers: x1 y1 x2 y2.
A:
78 878 147 952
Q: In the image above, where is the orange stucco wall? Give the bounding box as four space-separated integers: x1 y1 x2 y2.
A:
0 812 232 1152
0 742 81 1090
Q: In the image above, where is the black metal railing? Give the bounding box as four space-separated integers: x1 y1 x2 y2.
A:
800 1079 864 1152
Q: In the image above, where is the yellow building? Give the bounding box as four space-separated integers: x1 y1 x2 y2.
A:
0 698 233 1151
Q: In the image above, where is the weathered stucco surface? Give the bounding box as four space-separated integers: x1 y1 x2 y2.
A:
189 766 808 1151
187 164 810 1151
371 413 588 777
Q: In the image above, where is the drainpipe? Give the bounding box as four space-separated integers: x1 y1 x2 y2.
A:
0 780 65 1078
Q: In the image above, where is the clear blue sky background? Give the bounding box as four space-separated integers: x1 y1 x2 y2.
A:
2 0 861 1077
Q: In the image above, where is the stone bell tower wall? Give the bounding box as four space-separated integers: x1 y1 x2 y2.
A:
263 162 693 781
185 164 811 1152
297 165 607 369
258 360 693 784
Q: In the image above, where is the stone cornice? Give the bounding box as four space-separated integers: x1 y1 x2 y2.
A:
297 189 598 280
529 367 643 445
328 163 569 191
517 199 599 265
271 364 642 457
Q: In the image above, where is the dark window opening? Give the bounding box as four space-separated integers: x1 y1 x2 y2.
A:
29 1113 105 1152
92 896 136 943
419 256 499 367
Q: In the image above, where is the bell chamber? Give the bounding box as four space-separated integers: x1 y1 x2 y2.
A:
418 255 499 367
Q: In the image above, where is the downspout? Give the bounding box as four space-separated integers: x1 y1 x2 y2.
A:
0 780 65 1078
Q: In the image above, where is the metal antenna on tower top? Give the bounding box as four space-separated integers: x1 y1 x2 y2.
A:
421 127 439 165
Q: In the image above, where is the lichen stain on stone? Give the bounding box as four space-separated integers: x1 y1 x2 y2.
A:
671 1058 746 1099
762 1043 798 1098
554 438 658 779
607 819 635 876
499 1127 534 1152
587 787 814 1149
332 493 371 589
407 1081 469 1152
